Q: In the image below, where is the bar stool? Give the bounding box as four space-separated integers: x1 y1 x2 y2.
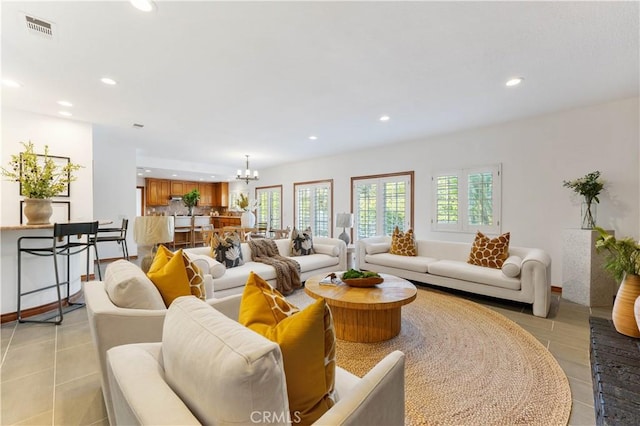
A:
91 218 129 279
17 221 99 324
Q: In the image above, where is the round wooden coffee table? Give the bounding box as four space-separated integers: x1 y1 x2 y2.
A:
305 273 417 343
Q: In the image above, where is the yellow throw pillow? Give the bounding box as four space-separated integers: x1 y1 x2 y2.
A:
147 246 206 306
239 271 300 326
389 226 417 256
468 231 511 269
239 272 335 425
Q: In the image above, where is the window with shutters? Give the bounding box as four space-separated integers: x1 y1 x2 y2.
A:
432 165 501 233
255 185 282 231
293 180 332 237
352 172 413 240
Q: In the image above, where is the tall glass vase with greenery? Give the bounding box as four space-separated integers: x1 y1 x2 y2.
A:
594 227 640 337
563 171 604 229
182 189 200 216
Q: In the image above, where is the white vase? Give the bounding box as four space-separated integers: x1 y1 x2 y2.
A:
241 211 256 228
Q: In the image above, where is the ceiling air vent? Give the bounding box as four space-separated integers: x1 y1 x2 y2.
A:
133 123 144 128
24 14 54 39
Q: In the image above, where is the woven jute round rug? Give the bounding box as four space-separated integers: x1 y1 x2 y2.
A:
288 287 572 425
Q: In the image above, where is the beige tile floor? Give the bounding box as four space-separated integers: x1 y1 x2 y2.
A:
1 287 605 425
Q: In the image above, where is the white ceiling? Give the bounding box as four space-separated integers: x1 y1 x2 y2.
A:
2 1 638 181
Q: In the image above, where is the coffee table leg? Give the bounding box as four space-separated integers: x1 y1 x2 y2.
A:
330 306 402 343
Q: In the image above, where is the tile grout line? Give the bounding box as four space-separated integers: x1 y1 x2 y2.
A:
0 323 18 367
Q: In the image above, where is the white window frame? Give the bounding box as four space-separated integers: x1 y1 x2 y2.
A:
431 164 501 234
352 172 413 240
255 185 282 231
293 180 333 237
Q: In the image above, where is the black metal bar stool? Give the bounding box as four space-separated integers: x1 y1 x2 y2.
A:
91 218 129 279
17 221 99 324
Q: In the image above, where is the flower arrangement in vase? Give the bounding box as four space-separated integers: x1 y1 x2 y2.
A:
563 171 604 229
1 141 81 224
236 193 259 227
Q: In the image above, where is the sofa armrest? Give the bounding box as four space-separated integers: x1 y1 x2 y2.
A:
107 343 201 426
206 293 242 321
314 237 347 271
521 249 552 317
314 350 405 426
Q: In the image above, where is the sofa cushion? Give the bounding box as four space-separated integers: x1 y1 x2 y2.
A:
147 246 206 306
290 227 315 256
162 297 289 425
313 243 339 257
428 260 521 290
390 227 417 256
468 231 510 269
213 262 276 292
104 260 165 310
211 232 244 268
501 255 523 278
365 242 391 255
240 272 336 425
365 252 436 273
184 252 226 279
292 253 340 271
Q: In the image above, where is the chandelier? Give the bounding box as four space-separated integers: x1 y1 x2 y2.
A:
236 154 259 184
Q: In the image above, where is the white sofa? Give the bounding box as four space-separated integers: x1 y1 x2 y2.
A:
106 297 406 426
185 236 347 298
357 236 551 317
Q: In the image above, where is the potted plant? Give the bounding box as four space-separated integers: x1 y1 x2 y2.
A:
594 227 640 337
1 141 81 225
182 189 200 216
563 171 605 229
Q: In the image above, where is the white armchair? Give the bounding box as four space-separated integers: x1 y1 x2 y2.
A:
106 297 406 425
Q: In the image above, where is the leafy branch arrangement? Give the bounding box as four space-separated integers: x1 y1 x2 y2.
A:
235 193 258 211
182 189 201 208
1 141 81 198
594 227 640 282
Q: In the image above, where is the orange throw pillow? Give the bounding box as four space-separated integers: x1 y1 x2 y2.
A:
468 231 510 269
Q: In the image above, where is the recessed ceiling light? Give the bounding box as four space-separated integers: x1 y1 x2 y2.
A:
137 172 143 176
2 79 22 88
199 178 204 181
172 174 178 177
59 111 72 117
379 115 390 122
57 100 73 107
309 135 318 140
130 0 155 12
145 169 151 173
101 77 117 85
210 175 216 178
505 77 524 87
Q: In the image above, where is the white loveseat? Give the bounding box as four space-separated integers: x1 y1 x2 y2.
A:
185 237 347 298
106 297 406 426
357 236 551 317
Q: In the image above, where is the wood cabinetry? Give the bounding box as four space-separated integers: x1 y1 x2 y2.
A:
212 216 241 228
146 179 229 207
146 178 170 206
170 181 184 196
198 183 214 207
214 182 229 207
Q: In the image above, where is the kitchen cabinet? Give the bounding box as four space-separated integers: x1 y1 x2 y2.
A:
214 182 229 207
212 216 241 228
146 178 170 206
184 181 199 193
170 181 184 196
198 183 214 207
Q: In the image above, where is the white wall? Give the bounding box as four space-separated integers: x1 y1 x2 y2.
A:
250 97 640 286
92 128 138 258
1 108 94 224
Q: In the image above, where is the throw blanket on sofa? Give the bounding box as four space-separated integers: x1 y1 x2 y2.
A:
248 239 302 295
